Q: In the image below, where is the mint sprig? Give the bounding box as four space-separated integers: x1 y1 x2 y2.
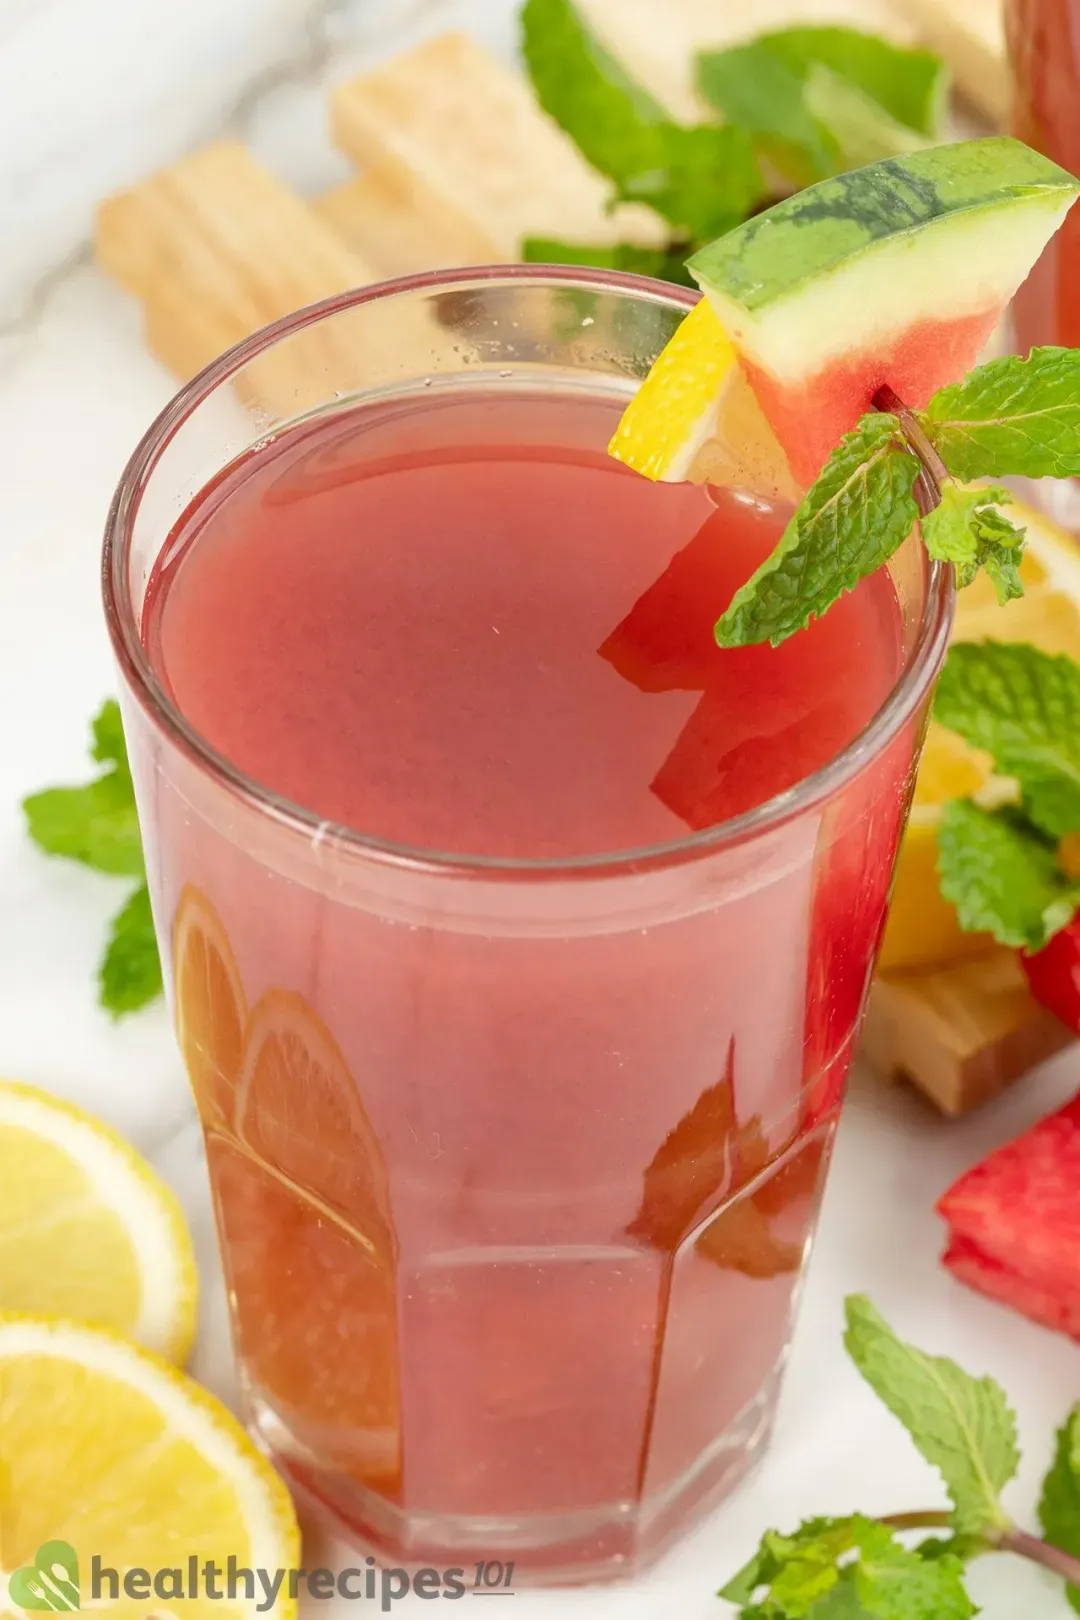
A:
715 346 1080 649
936 642 1080 839
937 799 1080 951
696 41 840 190
756 25 946 137
722 1514 973 1618
920 348 1080 480
520 0 763 241
23 699 160 1018
800 64 928 174
843 1296 1019 1535
520 0 946 277
716 415 921 648
720 1296 1080 1617
698 29 943 193
23 700 143 877
921 485 1025 602
930 642 1080 951
1040 1408 1080 1614
100 883 164 1015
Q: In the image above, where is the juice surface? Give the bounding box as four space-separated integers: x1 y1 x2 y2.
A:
139 387 913 1574
145 390 901 857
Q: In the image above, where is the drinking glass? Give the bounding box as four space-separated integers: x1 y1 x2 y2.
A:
1008 0 1080 525
103 267 952 1584
1008 0 1080 355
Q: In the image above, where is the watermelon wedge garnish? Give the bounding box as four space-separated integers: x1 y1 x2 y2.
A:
938 1093 1080 1342
612 138 1080 491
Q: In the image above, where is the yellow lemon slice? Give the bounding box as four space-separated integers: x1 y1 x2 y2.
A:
880 498 1080 973
0 1315 299 1618
0 1081 197 1365
608 298 798 501
174 883 247 1135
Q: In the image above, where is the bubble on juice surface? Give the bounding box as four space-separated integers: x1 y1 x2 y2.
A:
704 484 780 519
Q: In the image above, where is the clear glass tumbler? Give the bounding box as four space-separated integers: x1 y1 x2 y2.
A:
1008 0 1080 356
103 268 952 1584
1007 0 1080 527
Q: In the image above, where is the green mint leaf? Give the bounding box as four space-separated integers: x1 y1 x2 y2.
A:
921 485 1026 602
938 799 1080 949
921 484 1002 573
936 641 1080 839
852 1542 975 1619
696 27 942 190
975 510 1027 606
760 25 947 135
721 1518 869 1615
695 42 838 189
806 1587 875 1618
521 236 696 286
922 348 1080 480
90 699 130 773
1039 1407 1080 1615
768 1522 863 1615
521 0 764 238
24 699 160 1019
721 1517 973 1619
99 884 163 1018
721 1553 768 1606
843 1295 1019 1536
802 64 928 172
24 763 144 879
715 413 919 648
915 1533 985 1564
24 698 143 877
616 122 762 239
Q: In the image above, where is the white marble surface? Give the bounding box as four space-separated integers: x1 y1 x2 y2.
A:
0 0 525 323
1 0 1079 1614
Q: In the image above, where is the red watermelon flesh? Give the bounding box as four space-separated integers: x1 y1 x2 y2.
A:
741 309 1000 489
938 1094 1080 1337
943 1233 1080 1342
687 140 1080 489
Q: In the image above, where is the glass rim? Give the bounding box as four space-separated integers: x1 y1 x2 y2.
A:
102 263 954 881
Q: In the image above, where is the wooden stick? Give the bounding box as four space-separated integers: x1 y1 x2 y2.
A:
315 170 490 278
330 32 665 263
862 950 1071 1116
900 0 1008 125
95 142 377 416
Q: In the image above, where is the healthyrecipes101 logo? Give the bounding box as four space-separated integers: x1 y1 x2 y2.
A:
8 1543 80 1612
7 1542 517 1611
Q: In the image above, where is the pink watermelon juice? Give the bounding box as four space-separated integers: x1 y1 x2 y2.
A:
137 383 920 1576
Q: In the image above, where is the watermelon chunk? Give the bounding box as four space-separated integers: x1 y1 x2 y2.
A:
938 1093 1080 1339
943 1234 1080 1341
689 138 1080 486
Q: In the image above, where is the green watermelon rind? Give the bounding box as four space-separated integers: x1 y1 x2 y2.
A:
689 138 1079 315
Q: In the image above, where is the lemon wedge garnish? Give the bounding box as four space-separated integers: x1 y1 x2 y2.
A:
0 1080 197 1365
608 298 798 501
